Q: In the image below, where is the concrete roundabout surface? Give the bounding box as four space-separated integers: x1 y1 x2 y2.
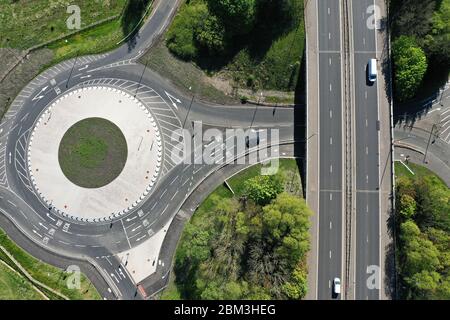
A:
27 86 162 222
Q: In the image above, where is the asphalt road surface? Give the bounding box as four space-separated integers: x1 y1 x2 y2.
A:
352 0 381 300
317 0 343 300
316 0 382 300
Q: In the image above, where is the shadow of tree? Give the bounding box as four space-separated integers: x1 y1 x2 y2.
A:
194 0 304 75
294 45 307 198
121 0 151 52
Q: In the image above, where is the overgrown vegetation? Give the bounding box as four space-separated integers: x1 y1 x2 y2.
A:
162 159 311 300
395 162 450 299
0 0 127 49
165 0 305 93
390 0 450 102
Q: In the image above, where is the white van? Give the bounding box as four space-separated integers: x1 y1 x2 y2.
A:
368 58 377 83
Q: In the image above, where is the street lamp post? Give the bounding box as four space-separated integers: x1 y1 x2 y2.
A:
423 124 437 164
66 55 78 89
135 60 149 98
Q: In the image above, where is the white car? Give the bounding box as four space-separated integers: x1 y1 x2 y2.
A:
333 277 341 295
367 58 377 83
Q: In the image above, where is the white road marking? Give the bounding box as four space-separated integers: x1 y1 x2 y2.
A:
131 225 142 232
125 215 137 222
164 91 181 110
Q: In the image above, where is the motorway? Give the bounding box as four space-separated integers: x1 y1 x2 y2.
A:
316 0 343 300
352 0 381 300
315 0 384 300
0 0 298 300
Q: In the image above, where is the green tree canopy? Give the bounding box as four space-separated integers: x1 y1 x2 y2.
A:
392 35 428 101
166 2 209 60
195 14 228 53
206 0 256 35
258 193 312 265
399 194 417 219
243 174 284 205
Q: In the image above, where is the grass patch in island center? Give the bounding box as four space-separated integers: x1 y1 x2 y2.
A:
58 117 127 188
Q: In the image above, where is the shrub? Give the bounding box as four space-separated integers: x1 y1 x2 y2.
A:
166 2 209 60
195 14 227 53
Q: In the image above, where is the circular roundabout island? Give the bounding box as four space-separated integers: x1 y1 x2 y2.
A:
27 86 163 223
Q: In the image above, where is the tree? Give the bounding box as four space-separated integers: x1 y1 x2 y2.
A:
399 194 417 219
405 270 441 298
392 36 428 101
206 0 256 36
425 0 450 63
166 2 209 60
282 264 308 299
414 176 450 232
390 0 438 38
243 174 284 205
259 193 311 265
177 223 211 263
400 220 441 276
195 14 227 53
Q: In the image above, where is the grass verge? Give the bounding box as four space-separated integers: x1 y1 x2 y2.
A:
0 227 100 300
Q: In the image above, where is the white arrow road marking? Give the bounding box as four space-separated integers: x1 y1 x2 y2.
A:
38 222 48 230
132 225 142 232
78 65 89 71
110 273 120 283
32 86 48 101
33 230 43 238
80 75 91 79
46 213 56 222
9 152 11 164
164 91 181 109
126 215 137 222
136 235 147 242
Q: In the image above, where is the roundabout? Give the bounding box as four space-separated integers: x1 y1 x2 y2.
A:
27 86 163 222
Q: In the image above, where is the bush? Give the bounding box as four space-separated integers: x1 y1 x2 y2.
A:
206 0 256 36
392 36 428 101
195 14 227 53
166 2 209 60
243 174 284 205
